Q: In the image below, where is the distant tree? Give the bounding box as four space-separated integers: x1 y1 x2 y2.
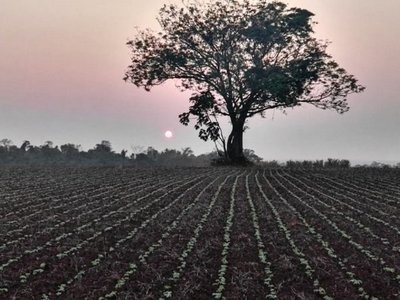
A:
146 147 159 161
125 0 364 164
286 160 301 169
120 149 128 158
93 140 112 153
181 147 194 157
40 141 61 159
0 139 10 155
0 138 13 149
339 159 350 169
27 145 40 155
369 161 390 168
159 148 181 165
312 160 324 169
135 152 152 165
60 144 81 156
20 140 31 152
370 161 380 168
42 141 54 148
324 158 336 168
86 140 116 164
261 160 282 168
302 160 313 169
131 145 145 159
243 149 263 163
6 145 21 162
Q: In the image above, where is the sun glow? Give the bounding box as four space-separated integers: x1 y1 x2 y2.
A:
164 130 173 138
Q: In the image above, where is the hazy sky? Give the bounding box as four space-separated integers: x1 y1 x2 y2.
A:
1 0 399 163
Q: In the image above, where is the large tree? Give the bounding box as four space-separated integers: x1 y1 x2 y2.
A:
124 0 364 164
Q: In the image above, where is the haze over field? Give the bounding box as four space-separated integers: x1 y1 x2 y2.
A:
1 0 399 163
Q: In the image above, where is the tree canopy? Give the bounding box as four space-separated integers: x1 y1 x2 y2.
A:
124 0 365 163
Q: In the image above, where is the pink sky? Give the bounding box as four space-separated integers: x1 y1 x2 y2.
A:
0 0 399 163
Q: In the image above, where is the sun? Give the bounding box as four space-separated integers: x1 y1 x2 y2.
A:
164 130 173 138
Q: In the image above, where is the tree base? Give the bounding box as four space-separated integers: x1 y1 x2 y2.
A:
211 155 254 166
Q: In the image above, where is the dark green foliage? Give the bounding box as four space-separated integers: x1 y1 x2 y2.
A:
0 140 128 166
0 140 219 167
179 91 221 142
92 140 112 153
286 158 351 169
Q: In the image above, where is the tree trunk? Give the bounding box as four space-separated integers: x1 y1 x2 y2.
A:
226 121 247 164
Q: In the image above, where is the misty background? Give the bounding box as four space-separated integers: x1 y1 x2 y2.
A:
1 0 399 164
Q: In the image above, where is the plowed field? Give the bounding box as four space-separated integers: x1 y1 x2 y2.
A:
1 167 400 299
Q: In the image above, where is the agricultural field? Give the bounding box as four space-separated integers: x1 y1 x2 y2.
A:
1 166 400 299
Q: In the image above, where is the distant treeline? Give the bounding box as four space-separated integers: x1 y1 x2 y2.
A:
261 159 400 169
0 138 398 168
0 139 264 167
0 139 211 167
268 159 351 169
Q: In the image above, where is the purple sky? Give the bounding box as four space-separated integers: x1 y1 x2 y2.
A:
1 0 399 163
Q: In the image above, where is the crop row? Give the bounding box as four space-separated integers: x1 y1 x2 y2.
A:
1 167 399 299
